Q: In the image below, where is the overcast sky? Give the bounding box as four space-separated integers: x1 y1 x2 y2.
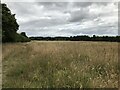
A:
3 2 118 37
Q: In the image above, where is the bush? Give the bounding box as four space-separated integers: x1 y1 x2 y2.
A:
15 33 31 42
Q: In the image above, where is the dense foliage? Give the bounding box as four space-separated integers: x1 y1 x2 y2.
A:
2 3 30 42
30 35 120 42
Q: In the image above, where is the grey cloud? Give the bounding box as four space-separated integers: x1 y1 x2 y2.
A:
68 2 117 22
36 2 69 12
7 3 37 16
5 2 118 37
21 19 63 28
72 2 92 8
73 2 109 8
69 8 89 22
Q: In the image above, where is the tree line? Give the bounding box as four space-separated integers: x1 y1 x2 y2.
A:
30 35 120 42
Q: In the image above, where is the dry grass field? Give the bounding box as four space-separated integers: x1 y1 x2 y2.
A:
2 41 119 88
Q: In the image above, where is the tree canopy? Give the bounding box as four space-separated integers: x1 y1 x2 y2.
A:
2 3 30 42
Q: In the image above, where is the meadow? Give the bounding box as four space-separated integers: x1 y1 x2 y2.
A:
2 41 119 88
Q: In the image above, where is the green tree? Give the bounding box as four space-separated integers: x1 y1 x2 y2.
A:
2 3 30 42
2 3 19 42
